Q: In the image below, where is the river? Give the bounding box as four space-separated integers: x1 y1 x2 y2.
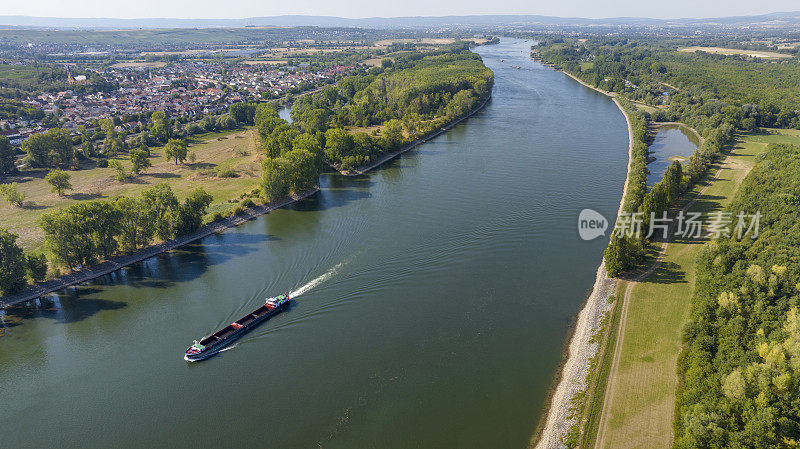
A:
0 39 628 449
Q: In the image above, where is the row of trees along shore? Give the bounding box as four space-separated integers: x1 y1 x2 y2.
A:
0 183 211 296
603 98 735 276
535 37 800 447
286 45 493 170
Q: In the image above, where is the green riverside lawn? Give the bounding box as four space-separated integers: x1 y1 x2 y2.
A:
0 128 263 254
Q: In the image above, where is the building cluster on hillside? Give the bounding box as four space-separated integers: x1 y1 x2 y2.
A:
195 62 354 99
0 122 55 145
3 61 357 140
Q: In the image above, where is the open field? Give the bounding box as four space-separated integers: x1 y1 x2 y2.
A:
260 46 371 57
362 57 384 67
373 37 489 47
110 61 167 68
244 60 287 65
677 46 794 59
630 100 659 114
0 64 42 80
0 27 369 45
0 128 263 253
594 128 800 449
140 47 260 56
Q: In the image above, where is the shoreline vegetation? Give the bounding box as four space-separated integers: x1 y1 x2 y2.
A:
594 132 742 449
333 93 491 176
0 188 319 308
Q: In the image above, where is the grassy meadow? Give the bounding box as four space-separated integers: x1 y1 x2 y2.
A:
0 128 264 253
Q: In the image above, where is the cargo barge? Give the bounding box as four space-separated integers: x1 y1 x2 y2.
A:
184 294 291 361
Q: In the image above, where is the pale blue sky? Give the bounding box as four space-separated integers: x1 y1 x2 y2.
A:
3 0 797 20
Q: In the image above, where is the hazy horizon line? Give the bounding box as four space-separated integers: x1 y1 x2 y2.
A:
1 10 798 22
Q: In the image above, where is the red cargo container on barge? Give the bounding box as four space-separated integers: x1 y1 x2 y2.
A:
184 294 291 362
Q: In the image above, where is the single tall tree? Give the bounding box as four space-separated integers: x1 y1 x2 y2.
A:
115 196 155 252
149 111 171 143
0 228 28 294
129 147 152 175
0 182 24 206
0 136 16 176
45 169 73 196
163 139 188 165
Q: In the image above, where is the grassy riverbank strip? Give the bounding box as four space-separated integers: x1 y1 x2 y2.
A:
0 188 319 308
331 93 492 176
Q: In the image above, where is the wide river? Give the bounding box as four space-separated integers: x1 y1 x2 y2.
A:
0 39 628 448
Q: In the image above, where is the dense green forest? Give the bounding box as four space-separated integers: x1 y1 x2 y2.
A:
535 38 800 130
663 53 800 115
288 45 493 169
676 143 800 448
252 45 491 197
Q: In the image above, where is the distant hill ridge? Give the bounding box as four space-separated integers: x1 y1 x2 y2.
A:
1 12 799 29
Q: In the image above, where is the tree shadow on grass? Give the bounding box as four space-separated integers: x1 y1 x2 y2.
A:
9 176 36 184
11 168 48 181
68 192 104 201
21 202 49 210
643 260 687 285
187 162 216 170
671 233 710 247
686 194 726 214
617 245 662 282
120 177 147 185
729 145 755 158
147 172 181 179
